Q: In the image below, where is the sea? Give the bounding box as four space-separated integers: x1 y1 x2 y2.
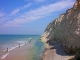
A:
0 35 45 60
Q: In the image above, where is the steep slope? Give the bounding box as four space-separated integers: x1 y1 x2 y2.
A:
42 0 80 57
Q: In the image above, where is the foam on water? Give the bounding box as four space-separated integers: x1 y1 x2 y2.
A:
3 40 28 51
1 53 9 59
0 35 43 60
8 46 18 52
17 40 28 43
1 43 28 60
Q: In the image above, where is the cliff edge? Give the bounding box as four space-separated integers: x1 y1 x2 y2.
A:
42 0 80 59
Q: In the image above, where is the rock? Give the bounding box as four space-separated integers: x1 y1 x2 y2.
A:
73 0 80 9
41 0 80 59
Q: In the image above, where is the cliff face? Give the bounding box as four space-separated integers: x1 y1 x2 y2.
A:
42 0 80 54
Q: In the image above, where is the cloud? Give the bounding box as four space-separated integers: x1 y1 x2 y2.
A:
3 0 75 27
9 3 32 16
0 12 5 17
25 0 47 3
21 3 32 9
35 0 46 2
0 3 32 26
9 9 20 16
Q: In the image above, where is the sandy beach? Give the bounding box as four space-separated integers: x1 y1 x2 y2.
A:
0 38 75 60
0 41 34 60
42 42 75 60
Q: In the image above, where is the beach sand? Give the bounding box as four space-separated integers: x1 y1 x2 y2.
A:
0 50 4 60
0 41 34 60
42 42 75 60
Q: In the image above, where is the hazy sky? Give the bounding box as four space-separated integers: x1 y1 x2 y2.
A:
0 0 75 35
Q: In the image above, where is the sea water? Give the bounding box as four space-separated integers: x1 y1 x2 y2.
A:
0 35 45 60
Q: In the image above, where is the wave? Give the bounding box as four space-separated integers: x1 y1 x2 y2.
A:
3 40 28 51
1 40 29 59
1 44 24 59
1 53 9 59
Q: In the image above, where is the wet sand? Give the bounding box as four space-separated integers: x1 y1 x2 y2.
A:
0 41 34 60
0 51 4 60
42 42 75 60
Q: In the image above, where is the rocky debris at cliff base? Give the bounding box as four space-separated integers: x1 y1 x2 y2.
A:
42 0 80 59
42 41 75 60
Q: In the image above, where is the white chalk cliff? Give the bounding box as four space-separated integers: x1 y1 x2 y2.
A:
42 0 80 56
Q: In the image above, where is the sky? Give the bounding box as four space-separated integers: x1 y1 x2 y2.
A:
0 0 75 35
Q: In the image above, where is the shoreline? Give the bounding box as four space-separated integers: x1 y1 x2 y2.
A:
40 48 47 60
0 38 44 60
41 42 75 60
0 41 34 60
